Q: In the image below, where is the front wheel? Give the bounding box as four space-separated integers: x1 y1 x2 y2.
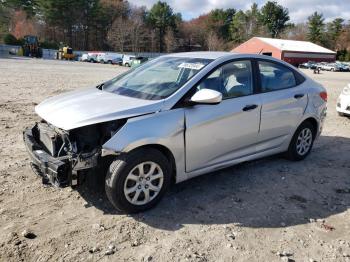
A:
285 121 315 161
105 148 171 213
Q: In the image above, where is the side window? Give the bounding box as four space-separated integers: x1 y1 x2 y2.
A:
258 61 297 92
196 60 253 99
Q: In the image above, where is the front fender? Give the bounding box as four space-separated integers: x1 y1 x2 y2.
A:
102 109 187 183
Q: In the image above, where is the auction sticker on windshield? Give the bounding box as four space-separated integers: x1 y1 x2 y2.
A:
178 62 205 70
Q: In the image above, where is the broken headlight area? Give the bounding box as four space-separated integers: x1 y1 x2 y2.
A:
24 119 126 187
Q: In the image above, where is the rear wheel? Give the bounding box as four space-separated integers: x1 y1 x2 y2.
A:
105 148 171 213
286 121 315 161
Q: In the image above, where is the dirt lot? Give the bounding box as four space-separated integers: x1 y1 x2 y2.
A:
0 57 349 262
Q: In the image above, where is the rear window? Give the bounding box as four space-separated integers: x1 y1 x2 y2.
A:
258 61 297 92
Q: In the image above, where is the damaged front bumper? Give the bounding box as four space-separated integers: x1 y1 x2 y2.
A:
23 125 100 187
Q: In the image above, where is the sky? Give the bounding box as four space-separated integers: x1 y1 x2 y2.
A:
128 0 350 23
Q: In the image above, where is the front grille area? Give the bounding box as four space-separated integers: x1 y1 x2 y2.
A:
24 126 71 187
34 123 64 157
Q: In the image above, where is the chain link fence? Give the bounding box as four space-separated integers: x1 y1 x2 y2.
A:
0 44 164 60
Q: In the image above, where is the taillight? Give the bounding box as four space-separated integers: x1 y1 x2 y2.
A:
320 92 327 102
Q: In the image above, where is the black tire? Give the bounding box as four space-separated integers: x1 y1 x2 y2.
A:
105 148 171 213
285 121 316 161
125 63 129 67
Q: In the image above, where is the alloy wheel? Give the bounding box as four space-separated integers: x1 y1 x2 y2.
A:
123 161 164 205
296 128 313 156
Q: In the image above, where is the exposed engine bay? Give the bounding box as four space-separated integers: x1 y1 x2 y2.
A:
24 119 125 187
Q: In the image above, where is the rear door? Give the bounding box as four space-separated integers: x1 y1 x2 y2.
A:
184 60 262 172
257 60 308 151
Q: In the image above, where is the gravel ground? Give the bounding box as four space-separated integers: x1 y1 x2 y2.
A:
0 57 349 262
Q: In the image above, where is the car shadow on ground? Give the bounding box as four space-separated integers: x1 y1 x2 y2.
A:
77 135 350 230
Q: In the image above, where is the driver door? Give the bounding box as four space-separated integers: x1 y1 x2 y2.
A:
184 60 262 173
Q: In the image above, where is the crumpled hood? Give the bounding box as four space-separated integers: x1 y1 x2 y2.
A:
35 87 162 130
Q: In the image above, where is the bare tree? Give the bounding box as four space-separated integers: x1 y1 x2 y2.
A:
164 29 177 52
108 17 131 52
128 7 148 53
206 31 223 51
281 23 308 41
10 10 38 38
337 25 350 51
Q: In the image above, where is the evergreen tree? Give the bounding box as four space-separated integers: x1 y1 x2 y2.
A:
307 12 325 44
37 0 84 46
146 1 177 52
208 8 235 40
245 3 262 37
0 4 11 39
3 0 37 17
229 10 248 43
260 1 290 38
328 18 344 40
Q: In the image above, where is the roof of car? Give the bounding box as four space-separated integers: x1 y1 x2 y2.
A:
166 51 235 60
163 52 300 69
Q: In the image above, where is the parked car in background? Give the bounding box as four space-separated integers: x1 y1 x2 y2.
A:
337 84 350 116
96 53 106 63
81 54 89 62
122 55 136 67
320 63 341 72
298 62 310 69
316 62 326 70
131 57 149 67
97 53 123 64
90 54 99 63
299 61 317 69
336 62 350 72
75 54 82 61
23 52 327 213
110 57 123 65
81 53 99 63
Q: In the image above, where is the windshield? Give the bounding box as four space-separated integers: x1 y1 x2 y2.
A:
103 56 212 100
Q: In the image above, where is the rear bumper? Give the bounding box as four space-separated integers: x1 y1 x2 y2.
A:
23 126 71 187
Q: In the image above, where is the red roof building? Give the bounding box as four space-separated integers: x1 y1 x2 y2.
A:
232 37 336 66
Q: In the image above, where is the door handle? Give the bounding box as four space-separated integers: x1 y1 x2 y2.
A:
294 94 305 99
242 104 258 111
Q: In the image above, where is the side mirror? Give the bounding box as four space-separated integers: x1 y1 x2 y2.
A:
190 89 222 105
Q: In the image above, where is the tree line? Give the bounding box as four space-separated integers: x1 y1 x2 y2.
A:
0 0 349 60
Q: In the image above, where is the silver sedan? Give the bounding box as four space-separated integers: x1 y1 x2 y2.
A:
24 52 327 213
